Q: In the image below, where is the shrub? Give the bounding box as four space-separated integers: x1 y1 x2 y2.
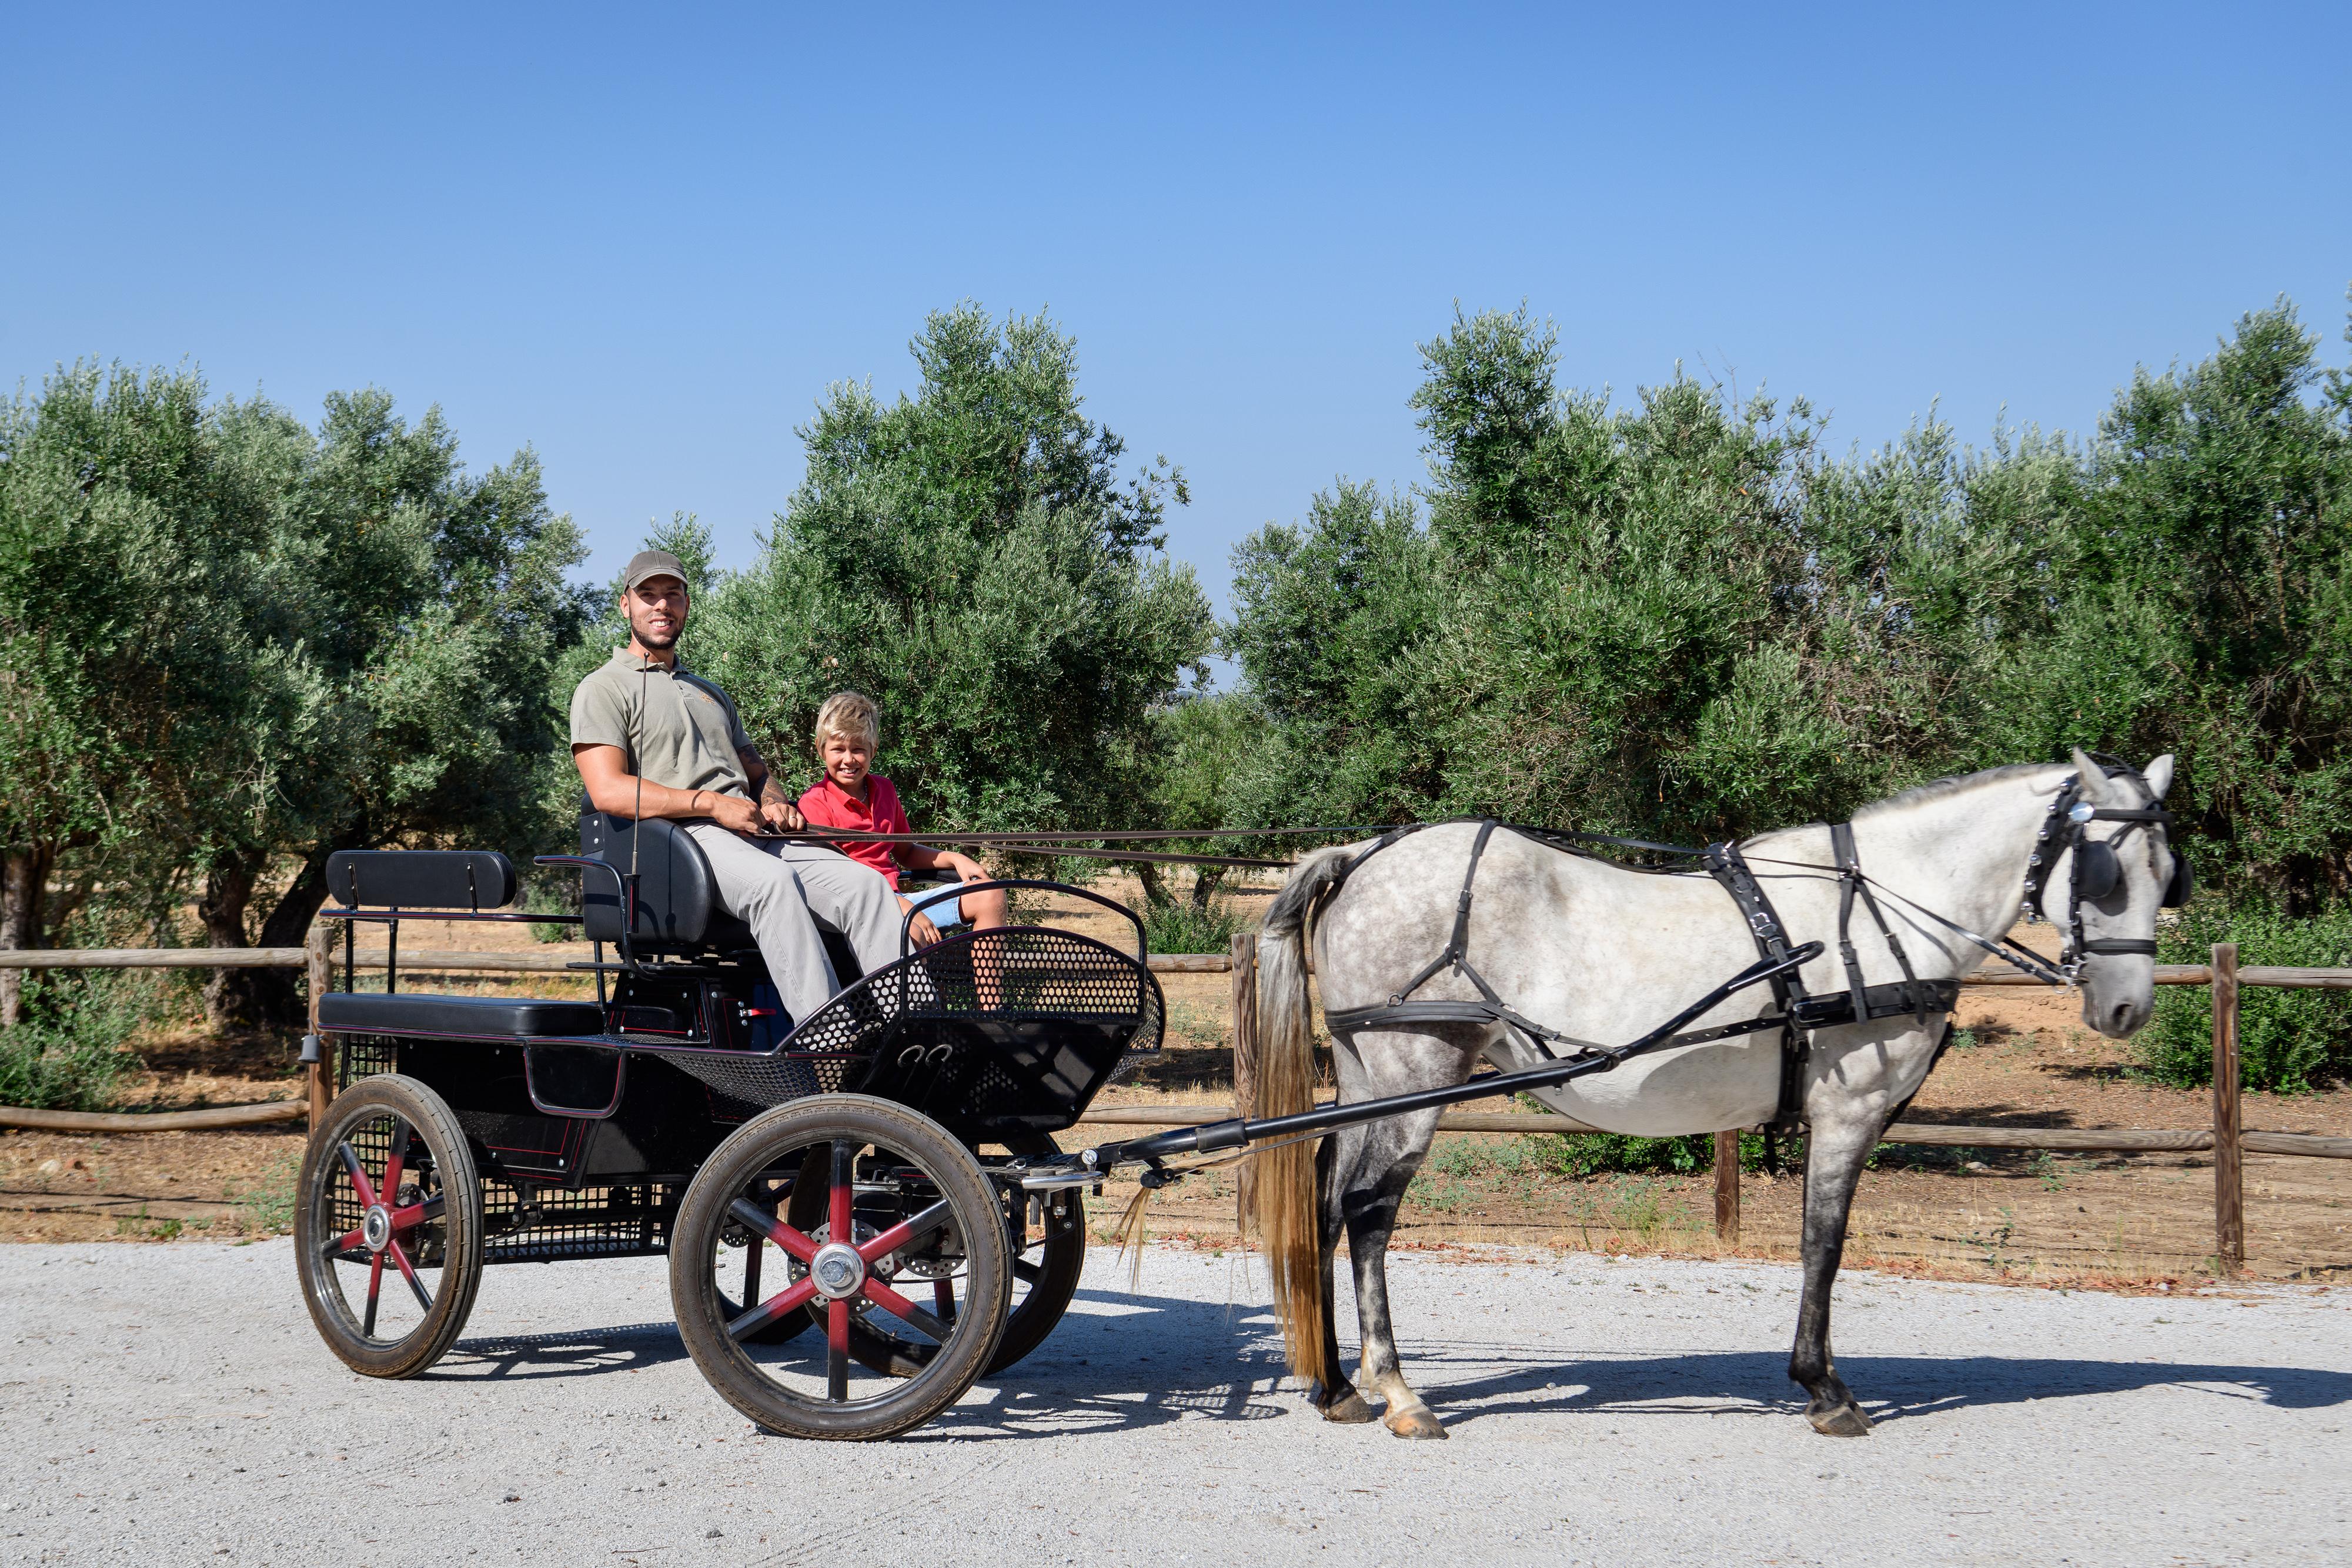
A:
1130 895 1252 955
2138 901 2352 1093
0 971 155 1111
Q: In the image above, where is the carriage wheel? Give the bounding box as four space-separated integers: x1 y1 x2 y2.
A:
670 1095 1010 1441
787 1133 1083 1378
293 1074 486 1379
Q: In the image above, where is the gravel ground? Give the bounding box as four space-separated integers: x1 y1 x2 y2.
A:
3 1241 2347 1566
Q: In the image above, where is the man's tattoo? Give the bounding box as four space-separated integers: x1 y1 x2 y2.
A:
760 775 790 806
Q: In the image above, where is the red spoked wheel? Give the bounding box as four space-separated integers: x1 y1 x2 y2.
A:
293 1074 485 1379
670 1095 1010 1440
787 1134 1082 1378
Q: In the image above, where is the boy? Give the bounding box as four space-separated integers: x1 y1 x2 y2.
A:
796 692 1007 947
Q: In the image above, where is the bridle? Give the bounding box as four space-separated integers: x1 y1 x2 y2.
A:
2019 758 2193 981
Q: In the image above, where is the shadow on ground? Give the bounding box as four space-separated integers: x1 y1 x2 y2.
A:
440 1282 2352 1440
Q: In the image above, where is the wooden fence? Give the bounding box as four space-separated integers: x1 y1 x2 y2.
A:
2 930 2347 1276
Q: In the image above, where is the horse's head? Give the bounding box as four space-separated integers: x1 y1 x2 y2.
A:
2055 747 2186 1039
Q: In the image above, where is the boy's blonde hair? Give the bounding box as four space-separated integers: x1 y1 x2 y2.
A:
813 691 881 755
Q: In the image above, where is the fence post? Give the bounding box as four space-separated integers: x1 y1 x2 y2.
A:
2211 941 2243 1277
305 920 334 1135
1230 931 1260 1231
1713 1129 1741 1245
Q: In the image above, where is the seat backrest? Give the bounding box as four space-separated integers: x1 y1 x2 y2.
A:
328 850 517 910
577 811 750 950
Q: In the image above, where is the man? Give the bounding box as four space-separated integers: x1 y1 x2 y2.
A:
569 549 901 1026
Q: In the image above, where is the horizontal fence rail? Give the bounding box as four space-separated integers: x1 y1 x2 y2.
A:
1 930 2343 1276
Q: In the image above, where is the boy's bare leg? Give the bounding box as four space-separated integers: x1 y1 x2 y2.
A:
961 885 1009 1008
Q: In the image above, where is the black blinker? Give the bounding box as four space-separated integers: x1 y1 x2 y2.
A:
2162 854 2194 908
2077 840 2120 901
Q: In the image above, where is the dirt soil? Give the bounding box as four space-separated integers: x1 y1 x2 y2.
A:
8 884 2349 1288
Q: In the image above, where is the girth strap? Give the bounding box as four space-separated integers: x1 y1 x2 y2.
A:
1703 841 1812 1134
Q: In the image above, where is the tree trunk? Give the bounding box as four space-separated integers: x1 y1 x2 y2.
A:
1190 865 1227 909
199 851 260 1031
243 852 335 1027
1 845 54 1029
1135 861 1172 907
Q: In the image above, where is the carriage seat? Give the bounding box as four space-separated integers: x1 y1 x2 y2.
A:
576 810 863 982
578 810 757 954
320 848 605 1037
318 991 604 1039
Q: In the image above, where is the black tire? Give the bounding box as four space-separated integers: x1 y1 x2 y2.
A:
789 1134 1083 1378
671 1094 1010 1441
294 1074 486 1379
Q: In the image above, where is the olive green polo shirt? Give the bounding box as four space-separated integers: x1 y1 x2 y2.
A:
569 649 756 800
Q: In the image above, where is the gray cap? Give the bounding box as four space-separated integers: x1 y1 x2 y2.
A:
623 549 688 596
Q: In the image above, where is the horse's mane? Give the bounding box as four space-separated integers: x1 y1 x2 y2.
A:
1850 763 2059 821
1735 763 2057 855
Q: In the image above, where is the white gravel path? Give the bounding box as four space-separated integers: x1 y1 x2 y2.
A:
2 1240 2346 1566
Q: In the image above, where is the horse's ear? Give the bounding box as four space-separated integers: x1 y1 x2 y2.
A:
2070 747 2111 796
2144 754 2176 800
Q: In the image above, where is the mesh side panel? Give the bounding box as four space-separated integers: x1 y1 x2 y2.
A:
479 1181 680 1263
338 1035 397 1089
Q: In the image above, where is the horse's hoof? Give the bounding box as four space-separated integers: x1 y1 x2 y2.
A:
1318 1392 1376 1424
1806 1400 1873 1437
1384 1407 1448 1440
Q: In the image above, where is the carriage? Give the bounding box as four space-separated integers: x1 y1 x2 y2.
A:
296 813 1166 1439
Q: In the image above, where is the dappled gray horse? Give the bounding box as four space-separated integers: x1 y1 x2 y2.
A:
1245 751 2181 1439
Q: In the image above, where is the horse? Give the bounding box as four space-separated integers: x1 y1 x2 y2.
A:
1244 750 2183 1439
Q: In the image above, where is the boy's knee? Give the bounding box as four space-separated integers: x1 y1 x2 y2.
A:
970 887 1008 925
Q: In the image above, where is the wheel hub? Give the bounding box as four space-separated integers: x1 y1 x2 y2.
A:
810 1241 865 1300
361 1203 393 1252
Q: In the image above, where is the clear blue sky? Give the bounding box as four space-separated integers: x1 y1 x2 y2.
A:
6 4 2347 624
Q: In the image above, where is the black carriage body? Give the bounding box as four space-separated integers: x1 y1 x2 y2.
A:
316 848 1160 1271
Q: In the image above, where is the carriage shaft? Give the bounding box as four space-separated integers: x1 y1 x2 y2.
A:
1087 941 1823 1171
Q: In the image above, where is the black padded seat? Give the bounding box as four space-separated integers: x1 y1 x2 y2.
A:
319 992 604 1039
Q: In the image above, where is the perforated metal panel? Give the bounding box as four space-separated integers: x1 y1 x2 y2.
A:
634 926 1161 1135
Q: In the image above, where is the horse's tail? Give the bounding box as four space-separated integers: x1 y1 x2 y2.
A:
1242 843 1355 1392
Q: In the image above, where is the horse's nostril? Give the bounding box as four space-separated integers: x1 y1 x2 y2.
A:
2109 1002 2139 1035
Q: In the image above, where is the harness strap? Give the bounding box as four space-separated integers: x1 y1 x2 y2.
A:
1831 821 1932 1025
1703 840 1812 1133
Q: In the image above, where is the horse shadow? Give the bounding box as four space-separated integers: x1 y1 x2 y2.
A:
429 1288 2352 1439
1404 1342 2352 1430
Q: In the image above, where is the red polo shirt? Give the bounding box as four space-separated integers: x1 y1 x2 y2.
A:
797 775 911 890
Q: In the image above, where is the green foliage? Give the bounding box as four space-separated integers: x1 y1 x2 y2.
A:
687 306 1213 838
2140 901 2352 1092
1221 297 2352 909
1128 894 1252 955
0 971 155 1111
0 364 593 1025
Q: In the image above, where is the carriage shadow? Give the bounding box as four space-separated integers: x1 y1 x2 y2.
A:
439 1320 693 1380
